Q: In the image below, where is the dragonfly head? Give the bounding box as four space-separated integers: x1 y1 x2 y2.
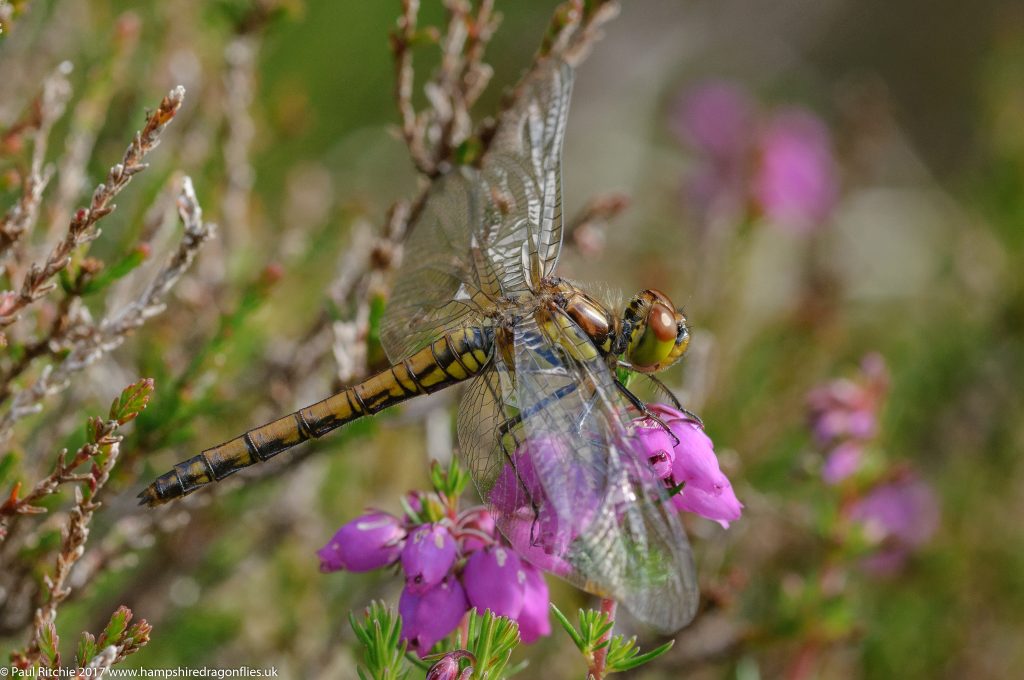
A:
621 289 690 373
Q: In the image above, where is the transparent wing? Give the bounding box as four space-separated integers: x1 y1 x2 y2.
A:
380 59 574 361
380 170 497 361
458 310 699 632
484 58 573 288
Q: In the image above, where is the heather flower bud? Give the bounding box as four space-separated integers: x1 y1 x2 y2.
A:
462 546 525 619
399 577 469 657
425 651 474 680
401 523 457 593
317 511 405 573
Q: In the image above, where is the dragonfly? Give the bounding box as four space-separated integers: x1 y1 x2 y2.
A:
140 58 700 633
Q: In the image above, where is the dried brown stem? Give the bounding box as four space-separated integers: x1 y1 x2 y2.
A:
44 13 141 244
390 0 499 177
0 62 73 258
0 86 186 329
19 419 126 662
0 176 212 442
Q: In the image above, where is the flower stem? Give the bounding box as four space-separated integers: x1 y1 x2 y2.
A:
589 598 617 680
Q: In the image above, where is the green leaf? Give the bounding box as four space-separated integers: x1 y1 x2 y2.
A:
349 601 410 680
76 632 98 667
39 621 60 667
109 378 156 424
465 609 519 679
98 606 132 646
550 603 584 651
605 637 674 673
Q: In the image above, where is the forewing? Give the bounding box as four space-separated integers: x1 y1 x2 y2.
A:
381 59 574 361
380 171 496 361
458 311 699 633
484 58 574 286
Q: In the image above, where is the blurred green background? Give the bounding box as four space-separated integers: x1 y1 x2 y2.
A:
2 0 1023 677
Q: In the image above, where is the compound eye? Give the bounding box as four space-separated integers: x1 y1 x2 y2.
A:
628 302 677 370
648 303 677 343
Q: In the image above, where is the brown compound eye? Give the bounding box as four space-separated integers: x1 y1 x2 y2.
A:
648 302 677 343
628 301 679 370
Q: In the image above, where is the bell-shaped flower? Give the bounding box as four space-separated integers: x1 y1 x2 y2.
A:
516 563 551 644
316 511 405 573
633 422 676 480
490 436 598 556
401 523 457 593
462 546 525 619
752 108 838 233
638 404 743 528
399 577 469 657
848 476 939 575
807 354 888 446
822 441 864 485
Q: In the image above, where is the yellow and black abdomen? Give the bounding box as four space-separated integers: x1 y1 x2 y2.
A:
139 327 492 506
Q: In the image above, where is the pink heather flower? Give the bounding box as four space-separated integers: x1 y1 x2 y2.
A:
637 404 743 528
849 476 939 575
399 577 469 657
462 546 525 619
401 523 458 593
317 511 405 573
807 353 888 446
672 80 840 235
502 517 574 578
490 437 598 556
752 108 838 233
822 441 864 485
633 423 675 480
671 80 755 160
458 507 496 553
517 563 551 643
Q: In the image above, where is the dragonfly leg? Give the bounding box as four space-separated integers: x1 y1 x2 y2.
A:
615 380 680 448
614 360 703 426
496 382 579 439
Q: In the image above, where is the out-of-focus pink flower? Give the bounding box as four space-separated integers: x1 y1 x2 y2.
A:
807 353 889 447
848 476 939 575
316 511 405 573
822 441 864 485
401 523 457 593
672 80 755 160
672 80 839 234
752 109 839 233
635 404 743 528
517 563 551 643
462 546 526 619
399 577 469 657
